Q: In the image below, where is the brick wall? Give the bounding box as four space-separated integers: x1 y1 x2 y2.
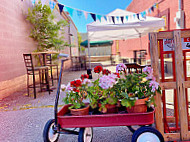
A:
0 0 37 99
112 0 190 62
0 0 75 99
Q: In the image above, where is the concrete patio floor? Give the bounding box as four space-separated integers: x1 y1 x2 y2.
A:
0 61 181 142
0 61 134 142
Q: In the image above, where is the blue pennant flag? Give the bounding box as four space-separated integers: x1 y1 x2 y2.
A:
49 0 56 11
97 15 102 22
90 13 96 21
32 0 36 5
104 16 107 21
120 16 124 24
149 8 152 14
58 3 64 13
126 16 128 21
137 14 140 20
151 6 154 12
116 16 119 22
111 16 115 24
77 10 82 18
65 6 74 17
133 14 136 19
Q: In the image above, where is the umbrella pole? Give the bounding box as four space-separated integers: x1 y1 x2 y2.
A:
87 33 93 79
139 33 142 49
87 37 91 69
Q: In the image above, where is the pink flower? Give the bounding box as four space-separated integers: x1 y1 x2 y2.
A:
99 74 117 89
143 66 154 80
65 83 73 91
116 63 126 73
82 78 92 85
149 80 159 92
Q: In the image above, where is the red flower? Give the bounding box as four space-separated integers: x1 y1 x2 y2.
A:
70 79 82 87
102 69 111 75
94 66 103 73
73 88 80 93
114 73 120 78
80 74 89 80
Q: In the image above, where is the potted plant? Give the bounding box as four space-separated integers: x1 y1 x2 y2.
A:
87 66 119 113
117 66 161 113
61 74 91 116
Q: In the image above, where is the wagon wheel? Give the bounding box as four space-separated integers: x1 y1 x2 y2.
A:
127 124 152 133
78 127 93 142
131 126 164 142
43 119 60 142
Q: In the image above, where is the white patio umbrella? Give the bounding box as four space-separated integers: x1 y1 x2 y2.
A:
86 9 165 69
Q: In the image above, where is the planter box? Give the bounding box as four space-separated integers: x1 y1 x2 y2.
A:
57 104 155 128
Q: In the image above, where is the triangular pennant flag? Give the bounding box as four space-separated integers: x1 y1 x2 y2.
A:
97 15 102 22
104 16 107 21
137 14 140 20
149 8 152 14
111 16 115 24
120 16 124 24
125 16 128 21
116 16 119 22
90 13 96 21
133 14 136 19
83 11 88 19
32 0 36 5
146 9 149 14
65 7 74 17
108 16 112 23
40 0 46 6
153 3 156 8
77 10 82 18
156 3 159 9
151 6 154 12
58 3 64 13
143 11 146 19
49 0 56 11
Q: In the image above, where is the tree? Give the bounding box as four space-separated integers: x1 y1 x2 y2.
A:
26 1 69 51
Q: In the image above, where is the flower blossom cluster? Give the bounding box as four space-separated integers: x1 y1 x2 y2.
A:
99 73 118 89
116 63 127 73
143 66 159 92
61 74 91 93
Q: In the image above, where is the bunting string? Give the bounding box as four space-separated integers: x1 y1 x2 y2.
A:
23 0 161 24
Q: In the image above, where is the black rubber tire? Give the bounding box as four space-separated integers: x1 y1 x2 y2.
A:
78 127 93 142
127 124 152 133
43 119 60 142
131 126 164 142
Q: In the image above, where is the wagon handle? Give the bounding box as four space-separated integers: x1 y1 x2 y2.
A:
54 55 68 128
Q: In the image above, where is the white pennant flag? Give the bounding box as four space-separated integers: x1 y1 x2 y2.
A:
83 11 88 19
40 0 47 6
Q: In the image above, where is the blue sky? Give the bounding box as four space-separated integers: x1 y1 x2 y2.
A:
58 0 132 33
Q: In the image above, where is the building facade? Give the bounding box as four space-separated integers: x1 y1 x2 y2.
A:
0 0 78 99
112 0 190 64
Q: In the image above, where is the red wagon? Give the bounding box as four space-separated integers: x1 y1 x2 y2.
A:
43 59 164 142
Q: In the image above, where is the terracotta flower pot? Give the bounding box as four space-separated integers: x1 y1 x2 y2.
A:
98 103 117 114
126 98 148 113
70 105 90 116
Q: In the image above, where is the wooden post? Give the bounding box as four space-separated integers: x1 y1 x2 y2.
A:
149 33 164 135
173 30 189 140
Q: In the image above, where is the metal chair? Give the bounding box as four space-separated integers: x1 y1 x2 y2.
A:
46 54 59 86
23 54 50 99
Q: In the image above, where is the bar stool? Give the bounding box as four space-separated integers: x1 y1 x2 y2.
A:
23 54 50 99
46 54 59 86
